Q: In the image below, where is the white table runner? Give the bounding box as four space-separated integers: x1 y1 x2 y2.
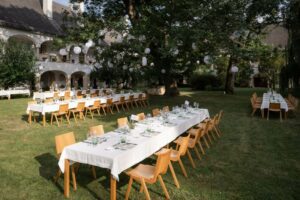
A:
261 93 288 111
58 108 209 180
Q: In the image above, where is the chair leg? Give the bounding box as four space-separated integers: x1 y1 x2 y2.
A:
197 141 205 155
141 178 151 200
97 108 101 116
71 166 77 191
125 177 133 200
251 108 257 116
55 115 59 127
168 162 180 188
72 112 77 123
186 149 196 168
178 158 188 177
102 107 107 115
203 137 210 148
158 175 170 199
194 147 202 160
51 114 53 125
115 104 120 113
210 130 217 141
267 110 269 120
214 126 221 138
65 114 70 125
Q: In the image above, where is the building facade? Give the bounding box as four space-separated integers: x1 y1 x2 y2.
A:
0 0 94 91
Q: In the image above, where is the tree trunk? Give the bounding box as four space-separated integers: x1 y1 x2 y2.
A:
224 56 234 94
164 77 180 96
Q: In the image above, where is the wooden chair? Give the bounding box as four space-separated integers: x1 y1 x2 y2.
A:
85 100 101 119
54 132 77 190
103 98 114 114
215 110 224 135
44 98 54 103
69 102 85 123
89 125 105 136
117 117 129 128
51 104 70 127
137 93 145 107
28 100 38 123
54 132 97 184
137 113 146 121
125 148 172 200
152 108 160 117
174 127 205 168
142 93 149 106
114 96 128 112
170 135 190 178
252 92 262 103
267 103 282 122
190 121 210 154
133 94 141 108
64 91 71 100
53 92 59 99
162 106 170 112
76 91 82 98
250 97 262 117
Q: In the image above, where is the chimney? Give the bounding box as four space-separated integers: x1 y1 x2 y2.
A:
43 0 53 18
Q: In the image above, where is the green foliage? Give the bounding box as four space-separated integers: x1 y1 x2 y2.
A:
0 41 36 89
190 73 222 90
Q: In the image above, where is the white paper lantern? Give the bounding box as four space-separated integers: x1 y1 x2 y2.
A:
161 69 166 74
150 62 155 67
144 48 151 54
73 46 81 54
59 48 67 56
133 53 139 57
196 60 200 64
204 55 211 64
173 49 179 55
230 66 239 73
123 65 128 70
129 68 134 72
142 57 147 66
85 39 94 48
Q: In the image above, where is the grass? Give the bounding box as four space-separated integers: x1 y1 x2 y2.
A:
0 88 299 200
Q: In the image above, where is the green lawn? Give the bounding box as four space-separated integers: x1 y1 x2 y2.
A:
0 88 299 200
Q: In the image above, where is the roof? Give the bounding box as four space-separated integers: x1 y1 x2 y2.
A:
0 0 70 36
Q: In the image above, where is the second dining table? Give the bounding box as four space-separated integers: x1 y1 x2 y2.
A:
58 107 210 199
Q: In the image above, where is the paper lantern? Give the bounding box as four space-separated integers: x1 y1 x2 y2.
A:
59 48 67 56
230 66 239 73
123 65 128 70
85 39 94 48
129 68 134 72
73 46 81 54
144 48 151 54
142 57 147 66
150 62 155 67
203 55 211 64
161 69 166 74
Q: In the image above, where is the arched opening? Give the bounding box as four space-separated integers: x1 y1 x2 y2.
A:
71 71 85 89
39 40 54 61
40 70 67 91
8 35 35 48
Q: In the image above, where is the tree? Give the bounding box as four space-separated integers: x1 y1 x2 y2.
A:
65 0 287 95
0 41 36 89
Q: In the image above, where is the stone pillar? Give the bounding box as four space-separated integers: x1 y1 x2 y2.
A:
66 74 71 90
35 74 41 91
83 75 90 89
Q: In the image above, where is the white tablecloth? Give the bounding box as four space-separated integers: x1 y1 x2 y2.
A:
58 108 209 180
261 93 288 111
0 89 30 99
27 93 145 115
33 91 75 100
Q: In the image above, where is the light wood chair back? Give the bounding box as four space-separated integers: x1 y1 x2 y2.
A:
93 100 100 107
77 95 83 99
44 98 54 103
190 128 202 147
89 125 104 136
120 96 125 103
54 92 59 99
137 113 145 121
129 95 134 101
107 98 113 105
269 103 280 111
65 91 71 98
162 106 170 112
154 148 171 177
77 102 85 111
117 117 128 128
178 135 190 156
216 110 223 125
77 91 82 96
55 132 75 155
152 108 160 117
59 104 69 114
138 93 143 100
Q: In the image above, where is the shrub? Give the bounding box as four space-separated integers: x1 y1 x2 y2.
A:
189 73 222 90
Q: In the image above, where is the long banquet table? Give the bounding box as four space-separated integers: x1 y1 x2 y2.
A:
58 107 209 199
0 89 30 99
26 93 145 126
260 92 288 118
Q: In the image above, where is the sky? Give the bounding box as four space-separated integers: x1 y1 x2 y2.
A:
54 0 69 6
